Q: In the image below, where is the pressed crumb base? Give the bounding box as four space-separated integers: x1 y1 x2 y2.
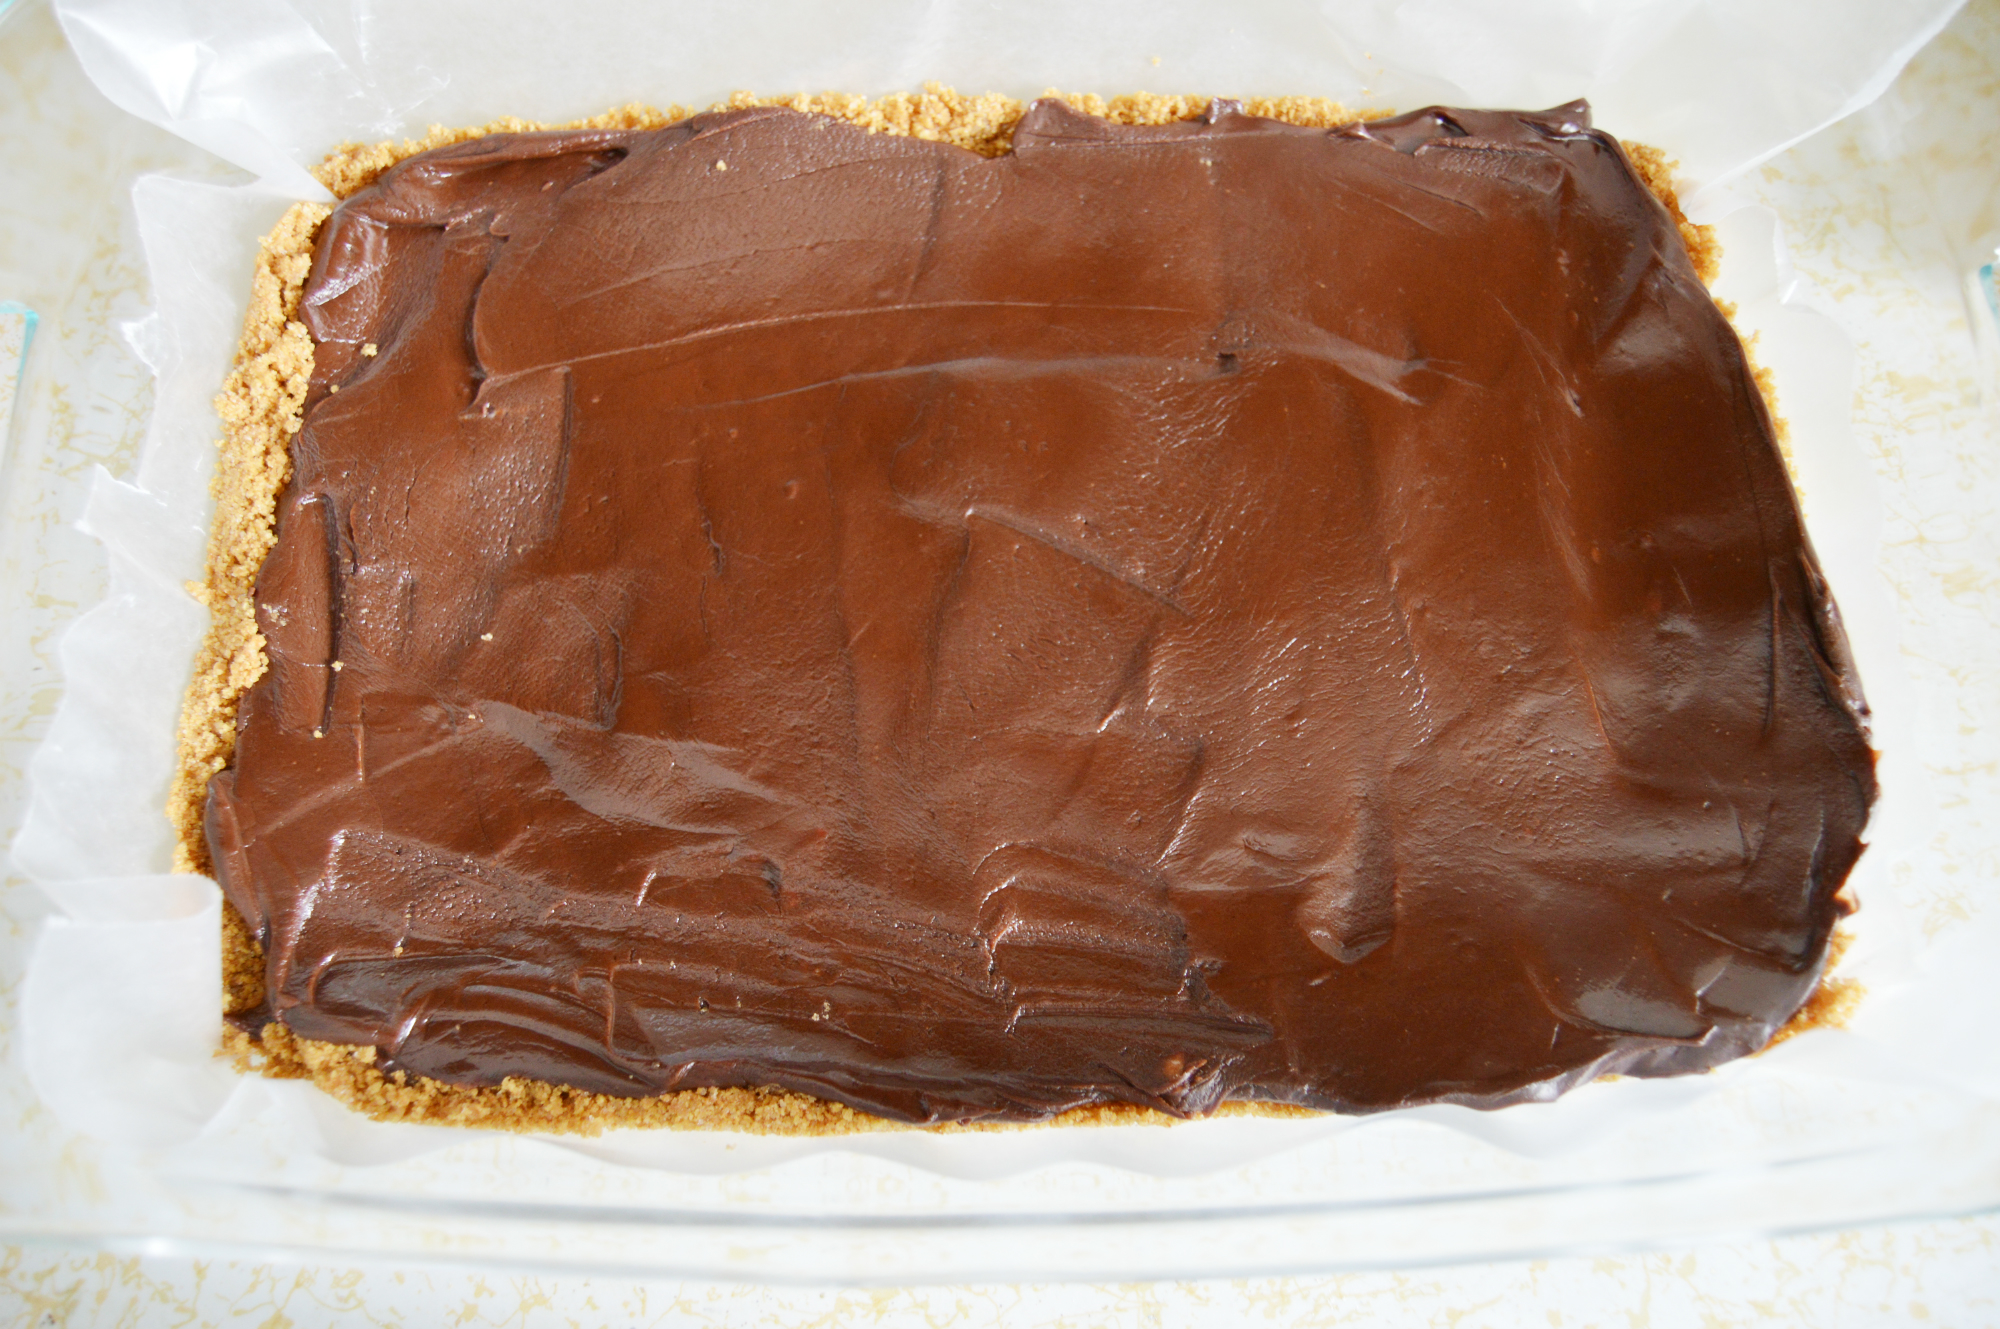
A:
218 1021 1325 1135
174 87 1841 1138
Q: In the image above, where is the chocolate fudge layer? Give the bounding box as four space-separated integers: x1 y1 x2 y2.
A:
207 100 1875 1124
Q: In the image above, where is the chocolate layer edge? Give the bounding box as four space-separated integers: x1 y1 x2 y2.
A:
175 93 1841 1139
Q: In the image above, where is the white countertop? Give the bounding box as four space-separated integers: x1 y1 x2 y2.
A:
2 0 1994 1320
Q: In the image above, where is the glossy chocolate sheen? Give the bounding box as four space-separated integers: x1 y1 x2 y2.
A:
208 100 1875 1123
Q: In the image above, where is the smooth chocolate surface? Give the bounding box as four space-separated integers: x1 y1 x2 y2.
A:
208 100 1875 1123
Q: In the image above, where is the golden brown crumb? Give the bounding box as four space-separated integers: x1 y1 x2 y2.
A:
219 899 265 1016
1765 927 1865 1048
1746 339 1798 473
184 90 1816 1136
1622 139 1720 285
168 199 327 878
1766 977 1866 1047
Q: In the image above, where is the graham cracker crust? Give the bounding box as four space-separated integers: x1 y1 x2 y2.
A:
174 88 1832 1138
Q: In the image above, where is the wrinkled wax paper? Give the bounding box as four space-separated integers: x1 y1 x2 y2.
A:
13 0 1980 1176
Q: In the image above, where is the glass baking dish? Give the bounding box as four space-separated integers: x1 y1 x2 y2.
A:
3 0 1995 1284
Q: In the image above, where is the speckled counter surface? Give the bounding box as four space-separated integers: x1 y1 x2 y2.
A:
0 1216 1995 1328
2 0 1996 1321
